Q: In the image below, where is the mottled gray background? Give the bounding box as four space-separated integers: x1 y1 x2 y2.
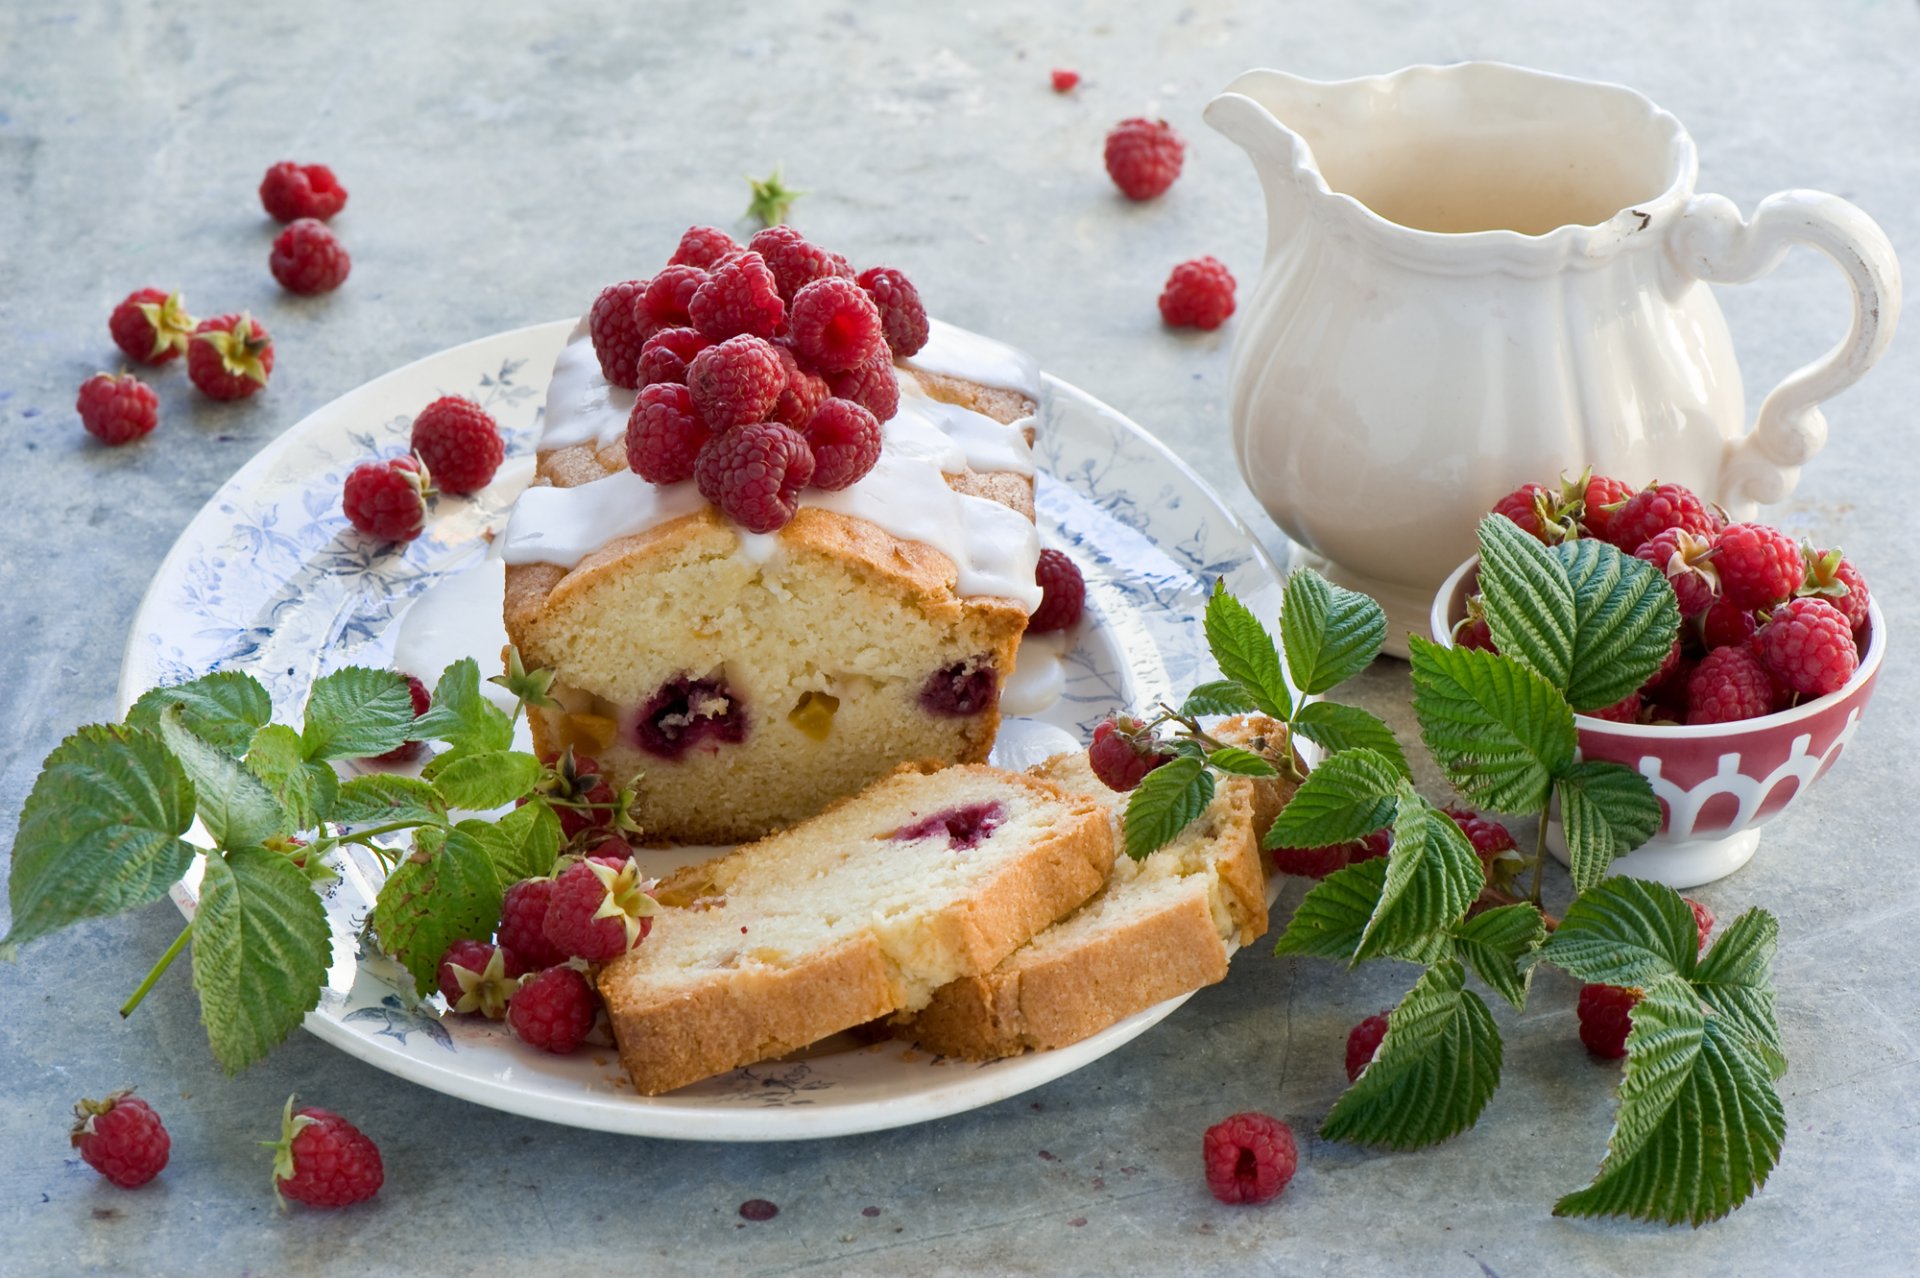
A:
2 2 1916 1274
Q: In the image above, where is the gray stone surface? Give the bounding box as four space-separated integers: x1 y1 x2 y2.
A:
2 1 1916 1274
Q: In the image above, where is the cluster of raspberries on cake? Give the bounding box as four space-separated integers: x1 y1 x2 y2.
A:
1459 473 1871 725
587 224 931 535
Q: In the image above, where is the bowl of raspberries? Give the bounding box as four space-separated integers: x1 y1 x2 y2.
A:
1430 473 1884 887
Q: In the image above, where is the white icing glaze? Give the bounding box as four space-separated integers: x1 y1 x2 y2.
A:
988 719 1082 771
999 629 1069 717
906 318 1044 400
896 378 1036 476
539 322 635 452
499 470 707 565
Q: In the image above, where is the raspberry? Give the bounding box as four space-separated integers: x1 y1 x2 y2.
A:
637 326 711 387
1715 522 1801 611
769 343 831 429
585 834 634 871
1606 482 1717 552
1345 1012 1390 1082
1699 596 1758 651
1585 691 1643 723
537 751 618 840
1577 983 1640 1059
1157 257 1236 331
1577 473 1634 543
409 396 503 494
1347 829 1393 865
268 1098 382 1209
435 939 523 1019
1453 597 1496 652
1051 68 1080 92
342 456 430 542
589 279 651 389
1087 716 1168 792
71 1091 169 1189
508 964 599 1054
801 398 882 490
788 276 885 373
1644 653 1698 723
688 335 786 430
633 674 747 758
368 674 431 763
269 218 351 295
1269 843 1351 879
187 312 273 400
1635 526 1721 616
825 347 901 422
919 657 999 717
1104 118 1185 200
1831 560 1873 631
1029 548 1085 632
258 162 348 223
76 372 159 446
1491 481 1578 544
1686 898 1715 951
855 266 930 358
626 382 712 484
669 225 740 270
1755 597 1858 698
689 251 785 341
1444 806 1517 863
1685 646 1776 724
643 265 707 332
1201 1112 1296 1205
543 857 657 963
750 226 853 303
109 288 193 365
694 420 815 533
497 877 568 970
1801 547 1871 631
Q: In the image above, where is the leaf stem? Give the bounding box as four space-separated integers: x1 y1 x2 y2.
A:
1529 816 1550 908
120 922 192 1018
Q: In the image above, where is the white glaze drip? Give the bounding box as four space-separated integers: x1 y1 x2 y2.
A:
998 630 1069 717
896 378 1036 476
499 471 707 565
906 318 1044 400
539 322 635 452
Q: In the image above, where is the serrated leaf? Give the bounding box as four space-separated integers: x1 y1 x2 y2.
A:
332 774 449 827
1121 756 1215 861
1554 976 1785 1226
244 724 339 831
1356 788 1484 962
459 802 565 884
1180 679 1259 717
1322 960 1503 1150
369 827 506 994
1535 876 1699 987
1477 515 1576 689
157 706 287 850
1272 857 1450 965
126 671 272 757
1555 760 1663 892
1290 701 1411 778
1279 568 1387 695
1553 539 1683 712
2 725 197 955
412 658 515 760
299 667 417 761
425 749 544 812
1692 909 1787 1078
1206 745 1278 778
1203 581 1291 720
1407 637 1576 813
1452 903 1547 1010
191 846 330 1072
1262 748 1401 849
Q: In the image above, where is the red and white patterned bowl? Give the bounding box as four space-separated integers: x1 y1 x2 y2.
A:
1431 556 1885 888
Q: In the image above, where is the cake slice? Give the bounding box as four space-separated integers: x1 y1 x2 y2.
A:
900 716 1290 1061
597 761 1113 1094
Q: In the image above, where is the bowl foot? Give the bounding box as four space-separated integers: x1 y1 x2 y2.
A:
1287 549 1434 661
1547 823 1762 890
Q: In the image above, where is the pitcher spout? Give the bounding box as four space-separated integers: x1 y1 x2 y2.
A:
1203 70 1342 259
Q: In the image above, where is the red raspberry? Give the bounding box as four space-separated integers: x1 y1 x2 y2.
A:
585 833 634 871
1345 1012 1390 1082
1644 653 1698 723
1577 983 1640 1059
1831 560 1873 631
1606 482 1717 552
589 280 651 390
71 1091 169 1189
1202 1112 1297 1205
1755 597 1858 698
1157 257 1236 331
1086 716 1168 792
1029 548 1085 632
688 335 786 430
368 674 431 764
435 939 524 1019
543 857 656 963
409 396 502 495
508 965 599 1054
801 397 882 490
1699 596 1758 651
694 420 815 533
1491 481 1579 544
269 218 351 295
1269 842 1352 879
669 225 740 270
1685 646 1777 724
1453 598 1496 652
497 877 568 969
1635 526 1721 616
342 456 430 542
544 751 617 840
258 162 348 223
1577 473 1635 543
1585 691 1643 723
788 276 885 373
268 1098 382 1208
637 326 711 387
769 343 831 429
825 347 901 422
1348 829 1393 865
1686 897 1715 951
626 382 713 484
750 226 853 303
76 372 159 446
1051 68 1080 92
1104 118 1185 200
856 266 930 358
1715 522 1801 611
1444 807 1517 863
187 312 273 400
109 288 193 365
642 265 707 332
1801 547 1871 631
689 251 785 341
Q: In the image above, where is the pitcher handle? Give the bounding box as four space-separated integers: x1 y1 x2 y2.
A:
1668 190 1901 507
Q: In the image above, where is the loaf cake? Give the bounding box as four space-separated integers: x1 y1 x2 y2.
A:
900 716 1289 1060
596 761 1113 1094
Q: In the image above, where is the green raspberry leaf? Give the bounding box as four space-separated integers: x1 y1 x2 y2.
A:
413 658 514 760
1203 581 1291 720
369 826 506 994
1279 568 1387 695
1554 975 1785 1226
1451 903 1547 1010
127 671 273 757
1322 960 1503 1150
1552 539 1683 712
460 802 564 884
1121 755 1215 861
1179 679 1259 718
1692 909 1788 1079
1476 514 1576 689
1408 637 1576 813
1272 856 1450 965
1204 745 1278 778
157 706 287 850
299 667 417 762
1356 787 1484 963
1555 760 1663 892
191 845 330 1073
332 774 449 827
244 724 339 831
1536 876 1700 987
1289 701 1411 779
423 749 545 812
2 725 197 956
1261 748 1401 850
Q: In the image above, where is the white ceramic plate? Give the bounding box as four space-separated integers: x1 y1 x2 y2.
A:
118 320 1287 1140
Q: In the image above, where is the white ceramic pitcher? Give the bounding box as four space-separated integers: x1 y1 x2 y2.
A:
1205 63 1901 654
